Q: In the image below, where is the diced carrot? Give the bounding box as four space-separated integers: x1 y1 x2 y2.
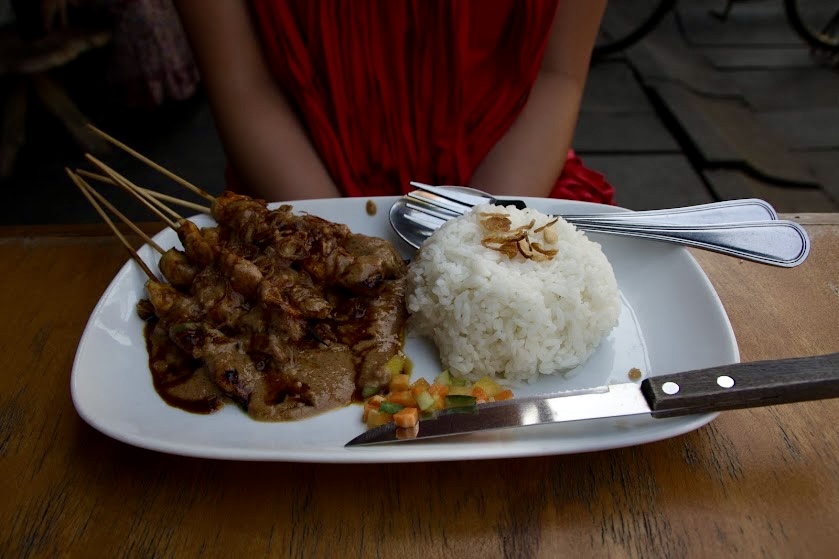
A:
427 383 449 399
388 390 416 407
494 388 514 401
389 373 411 392
393 407 419 428
471 385 488 401
410 377 431 396
474 376 503 398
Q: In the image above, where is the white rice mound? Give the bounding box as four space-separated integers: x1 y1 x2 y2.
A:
406 204 620 382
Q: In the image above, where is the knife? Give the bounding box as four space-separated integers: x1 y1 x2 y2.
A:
346 352 839 446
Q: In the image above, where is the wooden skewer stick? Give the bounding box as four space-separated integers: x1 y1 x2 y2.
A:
85 154 180 231
80 166 186 222
80 159 184 223
131 181 185 222
67 168 157 281
76 169 211 215
80 180 165 254
85 124 216 203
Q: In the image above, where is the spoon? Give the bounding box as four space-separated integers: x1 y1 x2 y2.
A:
389 184 811 267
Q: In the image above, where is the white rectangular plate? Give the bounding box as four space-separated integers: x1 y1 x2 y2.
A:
71 196 739 463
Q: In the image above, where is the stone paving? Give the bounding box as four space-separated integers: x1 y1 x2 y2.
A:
578 0 839 213
1 0 836 225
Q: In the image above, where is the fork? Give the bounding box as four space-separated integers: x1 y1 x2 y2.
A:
388 182 811 267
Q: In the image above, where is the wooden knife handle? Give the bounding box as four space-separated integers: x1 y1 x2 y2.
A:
640 353 839 418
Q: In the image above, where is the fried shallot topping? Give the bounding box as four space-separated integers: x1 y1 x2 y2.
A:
478 211 560 261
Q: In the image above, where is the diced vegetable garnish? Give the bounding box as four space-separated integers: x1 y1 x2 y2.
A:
494 389 514 401
389 373 411 392
415 390 435 412
445 394 477 409
361 385 380 399
447 385 473 397
361 370 514 429
388 390 416 407
365 408 393 429
379 401 404 415
385 354 406 377
427 382 449 399
474 375 504 398
362 395 385 422
410 377 430 396
471 385 488 403
393 407 419 428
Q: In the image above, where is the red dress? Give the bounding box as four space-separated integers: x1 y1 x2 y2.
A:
249 0 614 204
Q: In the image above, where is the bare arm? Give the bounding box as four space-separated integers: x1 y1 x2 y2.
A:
174 0 341 201
470 0 607 197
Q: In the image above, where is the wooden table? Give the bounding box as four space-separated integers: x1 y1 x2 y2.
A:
2 215 838 557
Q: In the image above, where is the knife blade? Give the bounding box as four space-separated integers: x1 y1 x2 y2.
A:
346 352 839 446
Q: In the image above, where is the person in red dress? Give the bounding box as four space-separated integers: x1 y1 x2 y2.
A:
174 0 613 204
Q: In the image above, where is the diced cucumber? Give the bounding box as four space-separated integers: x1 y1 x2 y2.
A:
445 395 477 409
379 401 404 414
415 391 435 412
447 385 473 397
361 385 380 399
434 369 451 386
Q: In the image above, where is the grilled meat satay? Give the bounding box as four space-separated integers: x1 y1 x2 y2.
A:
301 234 406 294
333 277 408 394
158 248 199 289
166 324 260 407
339 233 407 289
178 219 215 268
211 191 279 244
141 190 409 421
190 267 248 329
145 280 203 325
166 321 355 421
217 247 263 299
214 192 402 291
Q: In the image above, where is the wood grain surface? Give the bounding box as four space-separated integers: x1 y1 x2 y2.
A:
1 216 837 558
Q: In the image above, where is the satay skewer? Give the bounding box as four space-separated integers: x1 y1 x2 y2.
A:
80 178 165 254
85 154 180 231
75 169 211 215
130 181 186 222
85 124 216 203
66 168 157 281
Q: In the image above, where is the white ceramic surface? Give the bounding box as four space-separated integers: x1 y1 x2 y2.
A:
71 196 739 463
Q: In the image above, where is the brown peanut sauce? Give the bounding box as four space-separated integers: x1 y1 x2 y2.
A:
143 281 408 419
145 319 225 414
